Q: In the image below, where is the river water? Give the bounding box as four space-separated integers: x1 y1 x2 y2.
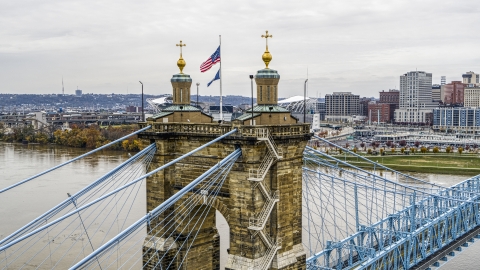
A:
0 142 478 269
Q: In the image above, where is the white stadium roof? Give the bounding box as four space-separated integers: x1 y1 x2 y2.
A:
278 96 317 104
150 96 171 104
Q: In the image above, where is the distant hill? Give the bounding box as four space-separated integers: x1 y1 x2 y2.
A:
0 93 258 112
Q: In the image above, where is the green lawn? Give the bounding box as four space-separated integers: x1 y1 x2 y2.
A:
334 154 480 176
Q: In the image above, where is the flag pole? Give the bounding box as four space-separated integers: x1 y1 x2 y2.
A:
219 35 223 122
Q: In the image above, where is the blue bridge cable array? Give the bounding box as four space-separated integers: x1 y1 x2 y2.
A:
94 149 239 269
71 148 242 269
302 163 425 259
0 128 238 269
303 151 431 259
305 146 477 202
314 135 480 198
0 144 156 269
314 135 447 189
302 146 480 269
0 143 157 247
304 147 441 194
5 129 480 269
0 125 152 195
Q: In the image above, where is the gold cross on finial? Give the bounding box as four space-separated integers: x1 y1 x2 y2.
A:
176 40 186 73
261 30 272 50
176 40 186 56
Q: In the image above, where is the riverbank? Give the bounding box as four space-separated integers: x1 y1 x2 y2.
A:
335 154 480 176
0 124 140 151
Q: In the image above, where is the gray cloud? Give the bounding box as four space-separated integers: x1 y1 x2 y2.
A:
0 0 478 98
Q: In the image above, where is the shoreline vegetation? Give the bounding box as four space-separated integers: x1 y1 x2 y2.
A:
330 154 480 176
0 123 140 151
314 140 480 176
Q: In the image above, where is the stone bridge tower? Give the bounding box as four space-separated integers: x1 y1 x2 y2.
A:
139 33 310 270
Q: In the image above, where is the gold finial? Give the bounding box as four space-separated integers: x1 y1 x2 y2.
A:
176 40 186 73
261 30 273 69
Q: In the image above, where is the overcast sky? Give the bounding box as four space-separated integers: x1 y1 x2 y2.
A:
1 0 479 98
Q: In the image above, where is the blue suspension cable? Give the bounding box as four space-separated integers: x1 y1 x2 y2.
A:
70 149 241 269
0 129 238 253
0 143 156 247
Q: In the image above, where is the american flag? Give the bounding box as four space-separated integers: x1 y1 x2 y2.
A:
200 46 221 73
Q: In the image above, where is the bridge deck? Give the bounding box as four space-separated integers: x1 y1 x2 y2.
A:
410 225 480 270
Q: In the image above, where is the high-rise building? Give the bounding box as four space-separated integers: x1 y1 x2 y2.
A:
462 71 480 86
316 99 326 120
464 85 480 108
359 97 373 116
395 71 435 124
325 92 359 122
462 71 480 108
441 76 446 85
432 84 442 102
441 81 465 106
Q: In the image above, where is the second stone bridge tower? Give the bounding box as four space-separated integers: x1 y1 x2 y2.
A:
139 32 311 269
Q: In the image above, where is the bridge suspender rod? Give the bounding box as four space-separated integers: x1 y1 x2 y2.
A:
313 135 443 188
303 166 410 195
0 128 238 252
0 143 156 246
305 147 477 202
0 125 152 194
70 148 242 270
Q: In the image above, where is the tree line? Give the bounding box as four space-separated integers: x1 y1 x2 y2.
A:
0 123 140 151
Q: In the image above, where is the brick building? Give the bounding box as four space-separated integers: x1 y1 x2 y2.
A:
376 89 399 123
441 81 465 106
379 89 399 108
368 102 395 123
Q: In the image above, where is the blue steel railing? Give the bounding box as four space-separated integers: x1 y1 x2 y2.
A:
306 173 480 270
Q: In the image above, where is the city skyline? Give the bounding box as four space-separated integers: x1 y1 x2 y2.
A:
1 0 478 97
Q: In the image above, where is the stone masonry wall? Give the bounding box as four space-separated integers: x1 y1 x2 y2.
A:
140 127 309 270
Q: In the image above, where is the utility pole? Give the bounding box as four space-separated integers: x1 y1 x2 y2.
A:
250 75 254 125
139 81 144 122
304 79 308 123
196 82 200 108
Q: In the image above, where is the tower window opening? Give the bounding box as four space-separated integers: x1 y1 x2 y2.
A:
260 86 263 101
267 86 270 101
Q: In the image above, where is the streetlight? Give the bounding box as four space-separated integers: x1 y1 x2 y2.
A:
249 75 254 125
196 82 200 108
139 81 144 122
304 79 308 123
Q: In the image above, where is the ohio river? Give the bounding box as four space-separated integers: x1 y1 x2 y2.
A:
0 142 478 269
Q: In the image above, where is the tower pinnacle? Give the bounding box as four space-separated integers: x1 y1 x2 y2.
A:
176 40 186 73
261 30 273 69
